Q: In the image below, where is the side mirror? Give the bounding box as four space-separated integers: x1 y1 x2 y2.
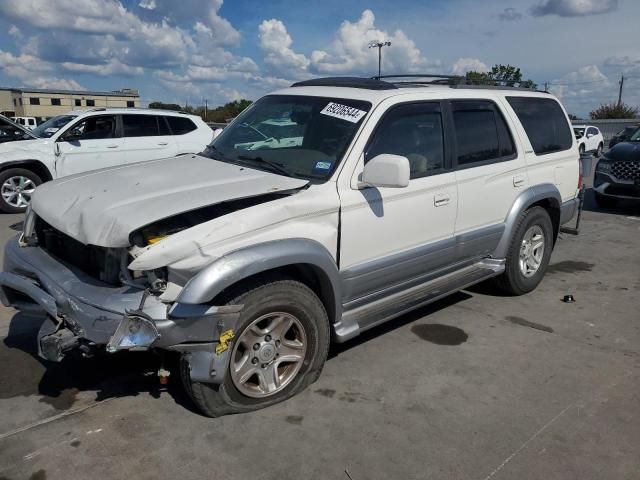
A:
361 154 410 188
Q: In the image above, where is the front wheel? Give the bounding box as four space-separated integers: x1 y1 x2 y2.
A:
0 168 42 213
493 207 554 295
181 276 330 417
596 143 603 157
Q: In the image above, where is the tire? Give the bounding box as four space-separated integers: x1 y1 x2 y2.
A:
493 206 554 296
596 143 603 157
181 276 330 417
594 192 618 209
0 168 42 213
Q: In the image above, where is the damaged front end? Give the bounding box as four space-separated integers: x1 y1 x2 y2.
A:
0 209 247 384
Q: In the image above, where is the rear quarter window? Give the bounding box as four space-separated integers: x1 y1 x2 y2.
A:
167 116 197 135
506 97 573 155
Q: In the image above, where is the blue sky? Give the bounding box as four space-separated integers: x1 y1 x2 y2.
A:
0 0 638 117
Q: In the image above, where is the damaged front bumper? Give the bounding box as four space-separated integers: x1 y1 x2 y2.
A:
0 235 242 384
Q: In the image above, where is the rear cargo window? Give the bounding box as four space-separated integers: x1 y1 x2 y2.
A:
167 116 197 135
506 97 573 155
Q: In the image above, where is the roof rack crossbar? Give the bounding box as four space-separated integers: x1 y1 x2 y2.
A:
373 74 463 81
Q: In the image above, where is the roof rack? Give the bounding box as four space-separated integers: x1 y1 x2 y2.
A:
373 74 464 85
291 77 397 90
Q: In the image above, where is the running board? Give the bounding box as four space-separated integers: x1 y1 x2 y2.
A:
333 259 504 342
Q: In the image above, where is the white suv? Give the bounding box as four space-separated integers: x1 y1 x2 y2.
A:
573 125 604 156
0 76 580 416
0 108 213 212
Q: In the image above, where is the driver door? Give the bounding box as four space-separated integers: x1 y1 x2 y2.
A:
55 115 124 177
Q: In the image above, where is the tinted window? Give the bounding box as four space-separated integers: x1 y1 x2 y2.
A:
126 101 135 108
123 114 160 137
86 99 95 107
29 98 40 105
452 100 515 165
366 103 444 179
587 127 598 136
64 115 117 140
75 99 81 107
167 116 197 135
51 98 61 106
507 97 572 155
158 116 171 135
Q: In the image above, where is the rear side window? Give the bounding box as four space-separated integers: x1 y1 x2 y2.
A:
122 114 166 137
451 100 515 166
506 97 572 155
167 116 197 135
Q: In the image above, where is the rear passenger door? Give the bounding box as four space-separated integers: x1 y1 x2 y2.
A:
121 114 177 163
450 99 526 259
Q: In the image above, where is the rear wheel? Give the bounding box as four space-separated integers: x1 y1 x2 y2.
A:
594 192 618 209
493 207 554 295
0 168 42 213
181 276 330 417
596 143 603 157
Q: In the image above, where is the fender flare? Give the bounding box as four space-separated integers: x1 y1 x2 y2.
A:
0 159 54 181
493 183 561 258
176 238 342 322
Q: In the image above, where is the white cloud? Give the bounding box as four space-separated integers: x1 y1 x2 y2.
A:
498 8 522 21
0 49 52 79
259 19 310 75
451 58 488 75
61 58 144 77
310 10 439 75
28 77 85 90
138 0 156 10
8 25 22 39
531 0 618 17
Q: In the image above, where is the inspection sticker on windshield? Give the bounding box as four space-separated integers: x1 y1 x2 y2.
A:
320 102 367 123
313 161 333 171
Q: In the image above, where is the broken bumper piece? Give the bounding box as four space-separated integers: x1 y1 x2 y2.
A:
0 236 243 383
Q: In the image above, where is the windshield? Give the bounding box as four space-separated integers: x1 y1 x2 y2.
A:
32 115 77 138
573 127 585 139
630 129 640 142
203 95 371 180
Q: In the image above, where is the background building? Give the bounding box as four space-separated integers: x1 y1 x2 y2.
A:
0 87 140 122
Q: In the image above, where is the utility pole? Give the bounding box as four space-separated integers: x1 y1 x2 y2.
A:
204 99 208 120
368 40 391 79
617 74 624 106
544 81 549 92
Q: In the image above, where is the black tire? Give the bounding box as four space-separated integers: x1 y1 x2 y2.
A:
0 168 42 213
594 192 618 209
596 143 603 157
493 206 554 296
181 276 330 417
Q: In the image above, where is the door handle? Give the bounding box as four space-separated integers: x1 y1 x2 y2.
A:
107 145 119 149
434 193 450 207
513 175 526 187
157 142 169 146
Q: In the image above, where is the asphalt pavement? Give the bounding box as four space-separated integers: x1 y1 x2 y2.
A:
0 189 639 480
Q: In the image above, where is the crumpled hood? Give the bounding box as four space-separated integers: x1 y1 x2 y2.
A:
0 138 50 154
31 154 308 247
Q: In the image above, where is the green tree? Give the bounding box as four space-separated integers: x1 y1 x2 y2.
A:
148 101 183 111
589 102 638 120
464 64 537 89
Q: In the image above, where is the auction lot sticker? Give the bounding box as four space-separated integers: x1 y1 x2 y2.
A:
320 102 367 123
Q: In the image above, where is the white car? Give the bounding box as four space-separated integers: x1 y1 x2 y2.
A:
573 125 604 156
1 77 580 416
11 117 37 130
0 108 213 212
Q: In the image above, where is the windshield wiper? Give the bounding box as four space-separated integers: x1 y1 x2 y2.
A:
237 155 292 177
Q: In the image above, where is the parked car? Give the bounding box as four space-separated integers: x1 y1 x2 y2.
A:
0 114 37 144
0 108 213 212
11 116 37 130
609 124 640 148
593 129 640 208
573 125 604 156
0 77 579 417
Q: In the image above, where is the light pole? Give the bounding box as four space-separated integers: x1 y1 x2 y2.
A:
368 40 391 79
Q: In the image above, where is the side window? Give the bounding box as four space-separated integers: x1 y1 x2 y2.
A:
158 116 171 135
166 116 197 135
506 97 572 155
451 100 515 167
365 102 445 179
122 114 160 137
64 115 117 140
587 127 598 136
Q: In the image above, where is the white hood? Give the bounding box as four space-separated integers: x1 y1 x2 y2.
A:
31 154 308 247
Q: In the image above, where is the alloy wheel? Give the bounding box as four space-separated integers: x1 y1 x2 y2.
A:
1 176 35 208
519 225 545 278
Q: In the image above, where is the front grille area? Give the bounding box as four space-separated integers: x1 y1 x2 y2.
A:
611 160 640 180
34 217 123 285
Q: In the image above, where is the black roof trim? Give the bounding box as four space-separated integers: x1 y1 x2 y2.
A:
291 77 397 90
449 84 549 93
